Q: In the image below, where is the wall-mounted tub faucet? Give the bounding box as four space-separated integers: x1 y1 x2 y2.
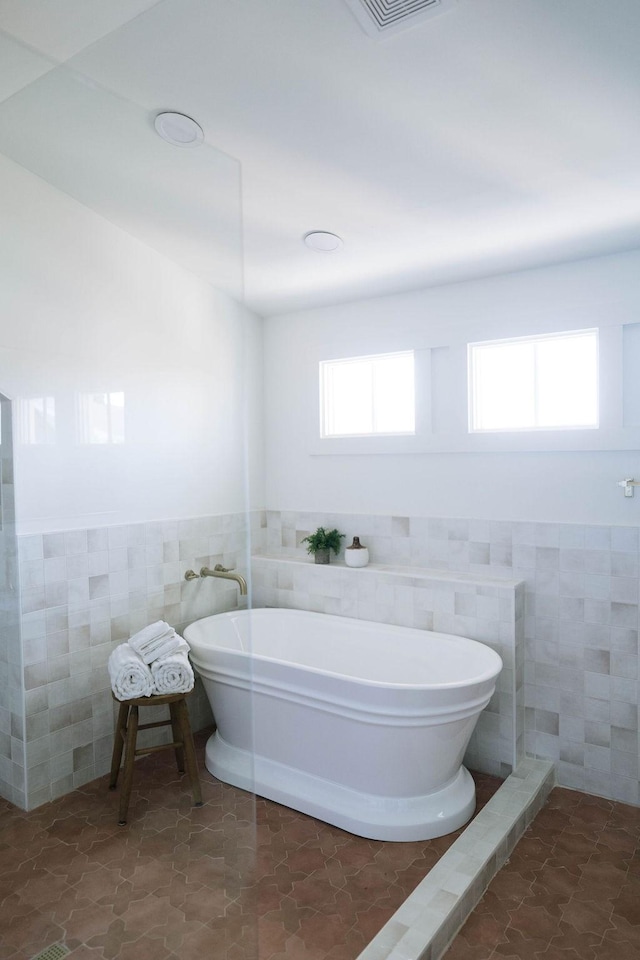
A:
200 563 248 596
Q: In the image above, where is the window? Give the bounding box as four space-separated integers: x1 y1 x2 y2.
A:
468 329 598 433
320 351 415 438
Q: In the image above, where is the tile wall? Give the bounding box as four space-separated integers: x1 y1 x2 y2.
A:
8 505 640 811
252 555 524 778
0 395 22 807
261 511 640 806
14 511 262 809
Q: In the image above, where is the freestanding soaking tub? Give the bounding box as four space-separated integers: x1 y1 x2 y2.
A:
185 608 502 841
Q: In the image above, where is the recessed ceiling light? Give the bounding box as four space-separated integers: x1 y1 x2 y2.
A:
303 231 344 253
154 111 204 147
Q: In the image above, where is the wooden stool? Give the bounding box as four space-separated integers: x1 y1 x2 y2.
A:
109 692 203 824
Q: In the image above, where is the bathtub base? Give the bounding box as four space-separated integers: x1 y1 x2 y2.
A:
205 731 476 841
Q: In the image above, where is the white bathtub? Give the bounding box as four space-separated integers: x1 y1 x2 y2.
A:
185 608 502 841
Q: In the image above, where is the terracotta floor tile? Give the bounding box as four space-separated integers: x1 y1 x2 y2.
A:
323 936 369 960
444 937 495 960
523 823 564 851
284 846 331 875
609 807 640 834
572 801 611 825
552 831 599 860
115 937 175 960
3 725 501 959
445 786 640 960
75 867 131 905
172 920 236 960
519 890 565 918
474 888 512 918
539 852 585 878
6 727 640 960
587 844 633 868
611 885 640 926
595 937 640 960
458 910 510 947
535 864 580 900
63 902 121 943
351 898 397 942
502 853 548 882
492 926 551 959
15 871 74 909
546 923 602 960
575 856 628 889
45 890 98 925
507 903 566 942
597 826 638 854
484 869 533 906
289 872 341 910
326 887 372 924
606 912 640 946
294 913 350 953
538 946 585 960
1 909 67 956
560 819 602 844
559 897 614 937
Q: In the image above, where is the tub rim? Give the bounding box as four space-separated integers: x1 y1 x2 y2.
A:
184 607 503 692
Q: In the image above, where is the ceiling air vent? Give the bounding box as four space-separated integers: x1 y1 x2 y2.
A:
344 0 457 38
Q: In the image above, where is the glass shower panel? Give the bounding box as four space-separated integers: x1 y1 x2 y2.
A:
0 22 257 957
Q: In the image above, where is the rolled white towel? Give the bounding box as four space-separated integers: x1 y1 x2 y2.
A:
108 643 155 700
128 620 182 664
151 643 194 695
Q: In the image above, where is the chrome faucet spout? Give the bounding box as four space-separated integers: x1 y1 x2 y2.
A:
200 564 248 596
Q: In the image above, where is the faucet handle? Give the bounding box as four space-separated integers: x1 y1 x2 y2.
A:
214 563 233 572
184 569 200 581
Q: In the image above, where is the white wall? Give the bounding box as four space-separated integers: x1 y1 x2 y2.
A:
0 154 264 534
264 249 640 524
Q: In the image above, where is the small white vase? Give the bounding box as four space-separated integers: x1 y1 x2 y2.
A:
345 537 369 567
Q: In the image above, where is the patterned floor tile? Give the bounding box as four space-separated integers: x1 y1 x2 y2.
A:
0 730 499 960
11 740 640 960
444 786 640 960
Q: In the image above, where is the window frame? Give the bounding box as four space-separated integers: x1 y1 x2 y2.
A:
467 328 599 434
319 350 416 440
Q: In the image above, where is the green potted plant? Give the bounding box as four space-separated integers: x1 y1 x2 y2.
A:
301 527 345 564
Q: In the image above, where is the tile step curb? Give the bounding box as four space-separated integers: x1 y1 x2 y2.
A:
357 758 555 960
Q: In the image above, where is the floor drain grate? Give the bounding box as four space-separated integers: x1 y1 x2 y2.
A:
31 946 70 960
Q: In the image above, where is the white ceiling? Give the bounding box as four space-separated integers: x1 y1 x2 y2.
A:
0 0 639 316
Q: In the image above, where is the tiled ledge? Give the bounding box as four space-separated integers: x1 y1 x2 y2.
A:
252 553 523 590
357 758 555 960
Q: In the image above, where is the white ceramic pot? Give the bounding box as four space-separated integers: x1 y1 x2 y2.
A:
345 537 369 567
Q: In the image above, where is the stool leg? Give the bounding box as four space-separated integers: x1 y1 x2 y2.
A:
118 705 139 825
109 702 129 789
169 701 185 773
175 698 203 807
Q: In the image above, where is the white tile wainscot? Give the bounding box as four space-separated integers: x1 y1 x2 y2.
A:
15 511 261 809
251 556 525 777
